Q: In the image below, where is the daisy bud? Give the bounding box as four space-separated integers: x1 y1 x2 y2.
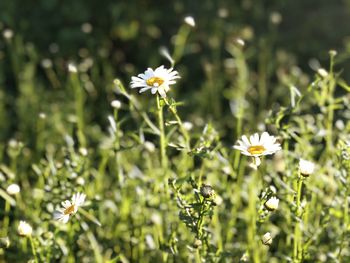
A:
317 68 328 78
236 38 245 47
6 184 20 195
79 147 88 156
200 184 215 198
193 239 202 248
184 16 196 27
18 221 33 237
183 121 193 131
111 100 122 109
299 159 315 177
329 50 337 57
68 63 78 73
265 197 279 211
39 112 47 119
261 232 273 245
144 141 155 153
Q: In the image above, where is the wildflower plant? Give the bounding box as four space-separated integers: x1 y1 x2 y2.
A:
1 5 350 263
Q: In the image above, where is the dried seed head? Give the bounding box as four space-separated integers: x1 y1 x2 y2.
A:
200 184 215 198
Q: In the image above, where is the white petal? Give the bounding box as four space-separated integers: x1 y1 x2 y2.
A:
158 88 167 98
61 215 70 223
241 135 251 146
139 87 152 93
259 132 269 144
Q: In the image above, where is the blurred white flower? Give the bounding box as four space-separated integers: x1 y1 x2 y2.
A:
236 38 245 47
18 221 32 236
183 121 193 131
299 159 315 177
265 196 279 211
261 232 273 245
184 16 196 27
130 66 180 98
81 23 93 33
317 68 328 78
68 63 78 73
6 184 20 195
234 132 281 167
53 192 86 223
111 100 122 109
3 29 14 39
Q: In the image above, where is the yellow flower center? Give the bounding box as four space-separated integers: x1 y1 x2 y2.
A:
146 77 164 87
64 205 76 215
248 145 265 155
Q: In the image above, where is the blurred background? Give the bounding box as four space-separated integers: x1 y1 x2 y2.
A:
1 0 350 145
0 1 350 261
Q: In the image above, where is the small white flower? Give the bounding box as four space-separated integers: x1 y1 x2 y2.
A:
6 184 20 195
18 221 32 236
130 66 180 98
234 132 281 167
261 232 273 245
184 16 196 27
111 100 122 109
299 159 315 177
265 196 279 211
53 192 86 223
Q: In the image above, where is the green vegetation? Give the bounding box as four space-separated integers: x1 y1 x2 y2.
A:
1 1 350 262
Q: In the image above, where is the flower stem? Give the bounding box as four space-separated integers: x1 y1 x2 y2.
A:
156 95 168 170
247 169 260 263
29 236 39 263
163 98 190 151
293 176 303 262
2 201 10 236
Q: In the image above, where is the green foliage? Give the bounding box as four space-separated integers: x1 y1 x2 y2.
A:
0 1 350 262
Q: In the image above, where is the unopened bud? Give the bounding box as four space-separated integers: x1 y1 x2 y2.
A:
0 237 10 248
193 239 202 248
264 197 279 211
184 16 196 27
261 232 273 245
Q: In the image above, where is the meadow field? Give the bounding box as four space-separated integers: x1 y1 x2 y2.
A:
1 0 350 262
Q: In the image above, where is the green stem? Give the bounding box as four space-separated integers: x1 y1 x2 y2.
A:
156 95 167 170
2 201 10 236
247 169 260 263
113 108 122 185
29 236 39 263
196 199 206 239
163 98 190 151
70 71 86 147
293 176 303 262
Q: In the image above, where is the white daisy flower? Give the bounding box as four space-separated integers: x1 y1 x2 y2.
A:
130 66 180 98
264 196 279 211
53 192 86 223
18 221 32 236
299 159 315 177
233 132 281 167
